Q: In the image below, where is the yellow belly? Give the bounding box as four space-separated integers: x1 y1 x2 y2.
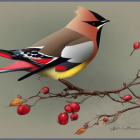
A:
37 60 90 80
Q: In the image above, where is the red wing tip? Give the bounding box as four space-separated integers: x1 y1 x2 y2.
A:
0 52 12 59
55 66 67 72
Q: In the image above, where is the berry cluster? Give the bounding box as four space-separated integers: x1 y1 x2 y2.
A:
6 78 136 135
57 102 80 125
8 87 50 115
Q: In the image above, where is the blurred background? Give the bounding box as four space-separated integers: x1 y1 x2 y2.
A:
0 2 140 138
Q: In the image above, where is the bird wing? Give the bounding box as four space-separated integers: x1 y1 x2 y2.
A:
14 46 53 66
18 40 94 81
0 46 54 66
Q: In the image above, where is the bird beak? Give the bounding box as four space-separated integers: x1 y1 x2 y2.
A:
105 20 110 23
101 19 110 23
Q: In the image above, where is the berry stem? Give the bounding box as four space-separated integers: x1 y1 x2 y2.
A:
130 49 135 56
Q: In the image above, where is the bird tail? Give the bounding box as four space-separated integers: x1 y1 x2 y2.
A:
0 61 39 73
0 49 15 59
0 49 34 73
0 49 44 66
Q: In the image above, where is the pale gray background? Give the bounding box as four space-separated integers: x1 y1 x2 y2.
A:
0 2 140 138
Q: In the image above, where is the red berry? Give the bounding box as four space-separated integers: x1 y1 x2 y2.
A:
96 122 99 125
17 95 22 99
57 112 69 125
103 117 108 122
123 82 126 85
133 42 140 50
41 87 50 94
64 105 72 113
122 94 132 101
69 102 80 112
70 113 79 121
17 104 30 115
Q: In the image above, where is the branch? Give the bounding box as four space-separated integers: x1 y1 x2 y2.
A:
86 105 140 129
15 69 140 109
7 69 140 135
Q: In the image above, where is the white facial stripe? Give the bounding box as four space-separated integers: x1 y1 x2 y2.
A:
61 41 94 63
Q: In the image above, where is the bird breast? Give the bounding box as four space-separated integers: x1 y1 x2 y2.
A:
61 41 94 63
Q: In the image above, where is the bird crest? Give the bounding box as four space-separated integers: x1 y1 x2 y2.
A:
75 6 105 22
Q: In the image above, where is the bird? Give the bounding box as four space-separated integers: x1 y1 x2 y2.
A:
0 6 109 81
